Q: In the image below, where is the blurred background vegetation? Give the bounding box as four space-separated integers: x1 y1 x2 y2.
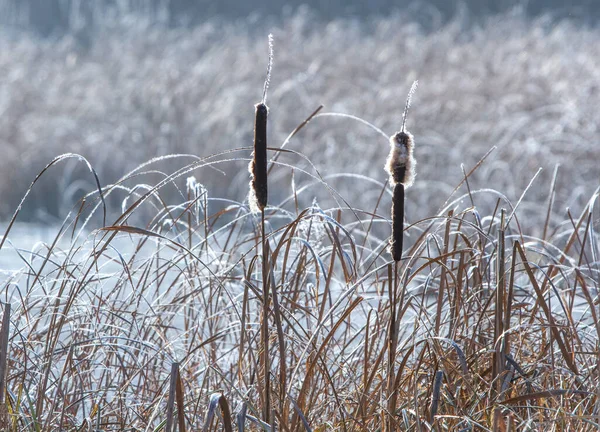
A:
0 0 598 227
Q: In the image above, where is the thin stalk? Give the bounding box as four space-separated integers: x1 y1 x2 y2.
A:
260 209 271 425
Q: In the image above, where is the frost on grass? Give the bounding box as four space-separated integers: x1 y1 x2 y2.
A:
2 167 598 429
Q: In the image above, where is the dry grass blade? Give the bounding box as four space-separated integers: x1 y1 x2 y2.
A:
0 303 9 403
267 246 287 418
428 370 444 423
236 403 247 432
502 240 518 378
501 389 592 404
0 303 9 429
291 297 363 430
0 153 106 252
434 211 453 334
515 241 579 375
267 105 324 175
542 164 560 242
504 167 542 233
203 393 233 432
289 397 312 432
166 362 179 432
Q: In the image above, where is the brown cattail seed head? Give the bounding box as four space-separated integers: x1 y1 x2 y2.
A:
385 130 416 187
249 102 269 213
390 183 405 261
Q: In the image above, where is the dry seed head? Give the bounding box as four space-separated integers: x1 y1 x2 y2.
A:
389 183 405 261
385 131 416 187
248 34 274 213
385 80 418 187
249 102 269 213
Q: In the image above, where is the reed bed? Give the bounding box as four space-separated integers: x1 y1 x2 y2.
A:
0 74 599 429
1 7 600 431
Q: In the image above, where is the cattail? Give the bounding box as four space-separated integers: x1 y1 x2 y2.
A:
390 183 404 261
249 102 269 212
248 34 274 213
385 131 415 187
386 81 417 261
385 81 417 187
248 34 275 425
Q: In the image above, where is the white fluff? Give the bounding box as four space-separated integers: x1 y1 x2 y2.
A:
385 131 416 187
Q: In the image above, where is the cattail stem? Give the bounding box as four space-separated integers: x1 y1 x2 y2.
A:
176 365 187 432
386 262 400 431
260 209 271 424
390 184 405 262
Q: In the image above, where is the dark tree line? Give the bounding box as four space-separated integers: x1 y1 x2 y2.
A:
2 0 598 36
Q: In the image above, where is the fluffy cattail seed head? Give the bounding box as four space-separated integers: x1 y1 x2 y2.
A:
385 130 416 187
385 80 417 187
386 81 417 262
